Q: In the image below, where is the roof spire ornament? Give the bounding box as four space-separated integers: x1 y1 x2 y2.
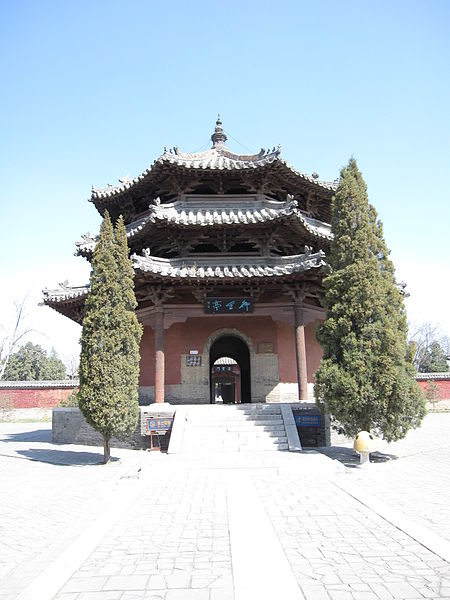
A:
211 114 227 148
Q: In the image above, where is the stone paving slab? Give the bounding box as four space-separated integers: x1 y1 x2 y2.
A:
0 423 144 599
255 471 450 600
1 414 450 600
53 471 234 600
51 454 450 599
322 413 450 543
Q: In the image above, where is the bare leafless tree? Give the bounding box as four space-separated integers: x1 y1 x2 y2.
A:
408 321 450 371
0 295 34 379
65 353 80 380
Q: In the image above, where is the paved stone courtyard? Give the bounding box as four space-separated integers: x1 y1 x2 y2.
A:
1 412 449 599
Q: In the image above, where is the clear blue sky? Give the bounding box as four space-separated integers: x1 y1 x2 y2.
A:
1 0 449 362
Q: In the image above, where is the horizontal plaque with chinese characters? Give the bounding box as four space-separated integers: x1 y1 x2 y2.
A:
204 297 254 314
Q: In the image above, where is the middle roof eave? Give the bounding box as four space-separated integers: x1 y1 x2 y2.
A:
131 251 327 280
75 198 332 257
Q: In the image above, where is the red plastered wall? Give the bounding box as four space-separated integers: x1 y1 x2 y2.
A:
139 316 278 386
305 321 324 382
417 378 450 400
139 326 155 386
177 316 277 356
276 321 297 382
0 387 77 408
276 319 324 384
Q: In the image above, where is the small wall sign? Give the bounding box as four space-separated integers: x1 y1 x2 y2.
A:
204 297 254 314
186 355 202 367
258 342 274 354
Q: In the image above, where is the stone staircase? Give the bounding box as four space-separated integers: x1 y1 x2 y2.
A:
168 403 301 454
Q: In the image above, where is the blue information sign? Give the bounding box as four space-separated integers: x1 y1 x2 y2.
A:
294 414 321 427
204 297 253 314
145 417 173 433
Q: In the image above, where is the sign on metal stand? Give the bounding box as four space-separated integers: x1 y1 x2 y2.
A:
141 413 174 451
148 430 161 451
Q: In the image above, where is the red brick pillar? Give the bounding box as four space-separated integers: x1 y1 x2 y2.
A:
154 309 165 403
294 303 308 401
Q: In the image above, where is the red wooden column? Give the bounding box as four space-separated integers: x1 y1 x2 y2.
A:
294 302 308 401
154 309 165 403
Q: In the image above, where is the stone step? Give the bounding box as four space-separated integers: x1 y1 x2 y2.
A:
184 429 286 439
177 404 292 454
226 425 286 433
185 403 279 408
185 407 282 414
183 441 289 452
185 411 282 418
238 443 289 452
186 418 284 428
183 433 288 443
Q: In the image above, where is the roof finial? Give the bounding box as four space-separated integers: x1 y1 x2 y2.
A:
211 114 227 148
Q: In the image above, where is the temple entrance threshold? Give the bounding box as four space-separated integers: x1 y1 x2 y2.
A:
209 335 251 403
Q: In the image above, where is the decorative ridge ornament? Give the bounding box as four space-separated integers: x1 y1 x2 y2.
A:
118 174 132 186
211 114 227 148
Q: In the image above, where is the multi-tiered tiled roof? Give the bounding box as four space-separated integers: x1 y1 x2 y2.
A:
90 117 337 223
44 118 336 322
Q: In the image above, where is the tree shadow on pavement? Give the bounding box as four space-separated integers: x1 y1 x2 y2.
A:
317 446 399 468
3 429 52 443
15 448 119 466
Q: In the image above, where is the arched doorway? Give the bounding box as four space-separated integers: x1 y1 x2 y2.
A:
209 335 251 403
211 357 241 404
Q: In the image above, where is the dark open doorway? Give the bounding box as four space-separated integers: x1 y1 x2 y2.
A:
209 335 251 403
211 357 241 404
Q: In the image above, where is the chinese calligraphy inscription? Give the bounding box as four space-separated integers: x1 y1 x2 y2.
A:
204 297 254 314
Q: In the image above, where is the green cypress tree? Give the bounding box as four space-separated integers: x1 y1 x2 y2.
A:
314 159 425 442
78 211 143 463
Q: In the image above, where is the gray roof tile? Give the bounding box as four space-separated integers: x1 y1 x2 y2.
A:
131 251 326 280
76 196 332 256
91 145 337 200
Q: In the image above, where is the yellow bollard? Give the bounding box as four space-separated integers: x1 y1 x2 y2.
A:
353 431 376 467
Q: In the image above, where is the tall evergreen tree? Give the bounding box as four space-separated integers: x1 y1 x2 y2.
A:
314 159 425 442
78 212 143 463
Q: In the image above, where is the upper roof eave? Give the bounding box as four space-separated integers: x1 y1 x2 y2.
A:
91 146 337 203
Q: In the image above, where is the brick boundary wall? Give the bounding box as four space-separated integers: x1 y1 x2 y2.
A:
2 373 448 410
0 380 79 409
416 373 450 401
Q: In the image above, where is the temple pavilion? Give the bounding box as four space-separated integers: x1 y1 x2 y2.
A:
43 118 336 406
